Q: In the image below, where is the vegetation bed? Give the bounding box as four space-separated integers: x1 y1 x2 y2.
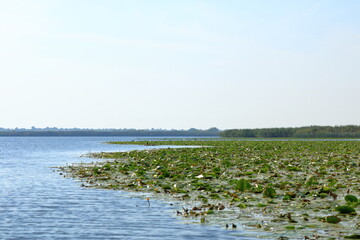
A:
60 140 360 239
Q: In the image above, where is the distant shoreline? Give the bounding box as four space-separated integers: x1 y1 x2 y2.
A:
0 130 220 137
221 125 360 138
1 125 360 138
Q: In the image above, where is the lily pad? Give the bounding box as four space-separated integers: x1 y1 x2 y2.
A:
326 215 341 224
263 187 277 198
344 234 360 239
285 225 295 230
234 179 252 192
335 205 357 214
345 195 359 206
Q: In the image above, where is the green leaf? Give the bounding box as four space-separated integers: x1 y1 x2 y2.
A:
263 187 277 198
344 234 360 239
345 195 359 204
326 215 341 224
234 179 252 192
335 205 356 214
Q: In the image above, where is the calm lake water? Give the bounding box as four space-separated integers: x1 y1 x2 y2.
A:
0 137 266 240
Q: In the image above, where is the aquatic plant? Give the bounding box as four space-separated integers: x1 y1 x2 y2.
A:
285 225 295 230
344 195 359 207
263 187 277 198
335 205 357 214
234 179 252 192
60 139 360 239
344 234 360 239
326 215 341 224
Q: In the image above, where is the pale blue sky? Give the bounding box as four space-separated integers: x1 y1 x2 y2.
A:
1 0 359 129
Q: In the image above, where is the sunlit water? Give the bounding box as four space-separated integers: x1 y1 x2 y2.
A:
0 137 266 240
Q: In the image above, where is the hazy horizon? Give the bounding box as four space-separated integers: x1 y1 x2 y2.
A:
1 1 359 129
1 124 359 131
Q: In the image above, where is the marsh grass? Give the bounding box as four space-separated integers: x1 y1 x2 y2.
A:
60 140 360 239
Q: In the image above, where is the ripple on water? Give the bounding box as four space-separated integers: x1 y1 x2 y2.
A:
0 137 266 240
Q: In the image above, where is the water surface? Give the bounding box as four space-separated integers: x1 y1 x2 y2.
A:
0 137 265 240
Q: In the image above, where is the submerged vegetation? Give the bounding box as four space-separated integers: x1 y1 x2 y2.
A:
60 140 360 239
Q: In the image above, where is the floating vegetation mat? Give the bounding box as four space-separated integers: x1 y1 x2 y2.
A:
60 140 360 239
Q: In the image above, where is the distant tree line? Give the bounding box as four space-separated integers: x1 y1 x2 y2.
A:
0 127 220 137
220 125 360 138
3 125 359 138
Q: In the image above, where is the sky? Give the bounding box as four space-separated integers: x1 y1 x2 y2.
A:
0 0 359 130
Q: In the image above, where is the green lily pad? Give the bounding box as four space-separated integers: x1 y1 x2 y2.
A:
326 215 341 224
285 225 295 230
335 205 357 214
234 179 252 192
263 187 277 198
344 234 360 239
345 195 359 205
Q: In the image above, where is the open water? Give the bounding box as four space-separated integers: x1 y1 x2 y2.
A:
0 137 266 240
